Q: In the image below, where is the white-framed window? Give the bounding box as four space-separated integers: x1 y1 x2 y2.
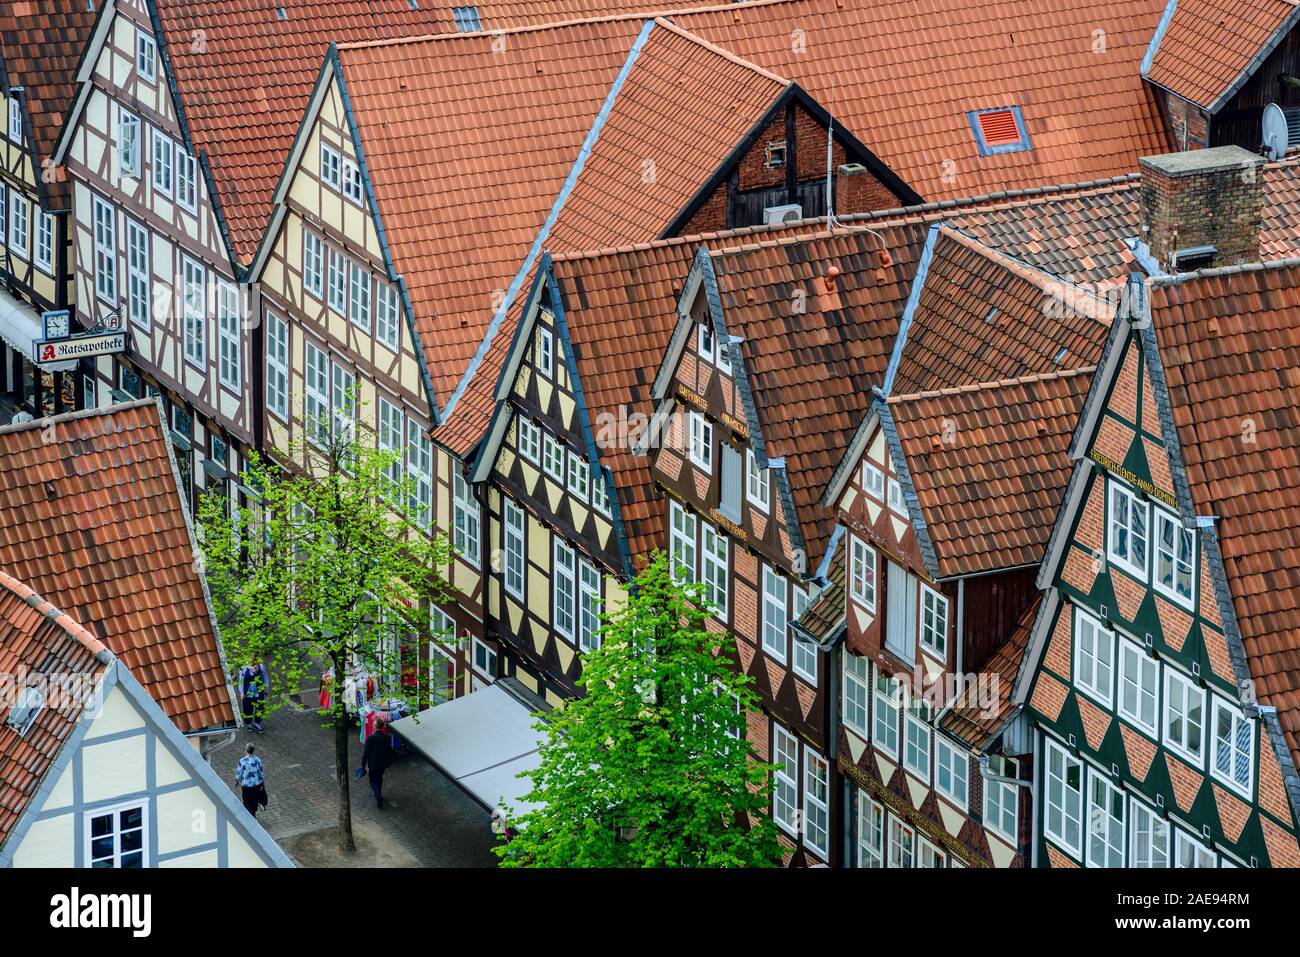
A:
375 280 399 350
502 499 525 600
1211 697 1253 797
697 321 714 362
304 340 330 446
118 108 140 178
985 769 1018 843
920 585 948 660
700 523 728 622
689 412 712 471
302 230 323 299
406 420 432 528
34 210 54 274
849 536 876 611
857 796 884 867
93 195 116 304
592 470 611 517
1117 638 1158 736
873 666 900 758
1173 828 1216 868
377 396 404 494
669 499 696 584
888 815 915 868
936 737 968 809
85 800 147 868
327 249 347 314
517 417 540 463
542 434 564 481
792 586 816 682
1164 667 1205 764
342 159 364 204
803 748 830 858
861 460 884 499
349 261 370 331
1074 606 1113 707
8 191 28 254
536 327 553 377
746 448 768 511
887 474 907 514
904 703 930 780
578 559 602 652
181 255 205 366
151 128 173 197
1044 737 1083 856
176 150 198 212
125 218 149 329
567 452 589 500
471 637 497 682
843 651 869 736
553 540 576 640
1130 799 1169 867
7 96 21 144
453 471 480 568
1086 770 1125 867
265 312 289 422
761 565 787 663
1107 479 1148 579
136 31 157 82
885 562 917 663
217 281 241 392
330 362 355 445
1154 508 1195 608
918 837 946 868
771 724 800 838
320 143 341 189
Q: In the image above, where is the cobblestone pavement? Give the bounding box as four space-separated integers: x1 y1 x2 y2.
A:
219 696 498 868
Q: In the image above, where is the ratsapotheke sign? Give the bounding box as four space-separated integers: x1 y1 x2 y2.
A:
33 331 126 365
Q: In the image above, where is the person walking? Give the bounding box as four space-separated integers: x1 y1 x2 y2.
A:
359 723 393 809
239 662 269 733
235 743 267 818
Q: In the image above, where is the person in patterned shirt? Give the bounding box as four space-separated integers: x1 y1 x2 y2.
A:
235 744 267 817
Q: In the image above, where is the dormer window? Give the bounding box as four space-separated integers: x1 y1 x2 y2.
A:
969 106 1031 156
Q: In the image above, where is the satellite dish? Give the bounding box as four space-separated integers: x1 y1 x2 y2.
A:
1261 102 1300 160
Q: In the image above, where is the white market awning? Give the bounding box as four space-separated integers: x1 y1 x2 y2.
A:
391 680 546 818
0 287 77 372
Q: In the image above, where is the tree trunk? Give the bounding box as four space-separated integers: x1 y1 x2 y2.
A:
332 655 356 854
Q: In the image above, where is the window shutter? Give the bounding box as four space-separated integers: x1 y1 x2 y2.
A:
720 445 742 522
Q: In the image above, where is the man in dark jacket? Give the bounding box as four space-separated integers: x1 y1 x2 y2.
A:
360 723 394 809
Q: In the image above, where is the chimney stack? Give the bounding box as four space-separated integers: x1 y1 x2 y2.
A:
1139 146 1264 271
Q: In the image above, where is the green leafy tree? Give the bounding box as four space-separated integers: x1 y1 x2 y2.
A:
198 405 454 853
496 552 783 867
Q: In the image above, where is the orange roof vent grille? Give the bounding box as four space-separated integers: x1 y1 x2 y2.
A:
978 109 1021 147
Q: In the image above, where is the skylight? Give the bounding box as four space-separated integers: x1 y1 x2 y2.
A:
453 6 482 31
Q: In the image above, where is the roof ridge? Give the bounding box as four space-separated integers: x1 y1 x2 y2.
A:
887 364 1098 404
0 397 156 436
1150 253 1300 287
0 570 112 661
334 11 652 52
651 17 792 87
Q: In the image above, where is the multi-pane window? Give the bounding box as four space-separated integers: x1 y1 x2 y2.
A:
1117 638 1157 735
1074 607 1113 707
217 281 241 391
502 499 525 600
1174 829 1216 868
1044 738 1083 855
1130 800 1169 868
176 150 198 212
1108 480 1148 579
375 280 399 350
861 460 884 499
7 96 21 144
1164 668 1205 763
305 341 330 446
537 327 553 376
1211 698 1253 796
34 210 54 274
377 397 404 495
8 191 27 253
152 129 173 197
349 261 371 330
985 773 1018 842
1086 771 1125 867
543 434 564 481
553 540 576 640
328 249 347 314
746 448 768 510
303 231 323 298
697 322 714 362
857 797 884 867
904 702 930 779
118 109 140 178
849 536 876 610
873 667 899 758
320 144 341 189
592 471 611 516
86 802 146 868
578 559 602 652
920 585 948 660
771 724 799 837
93 195 116 303
136 31 157 82
804 750 830 858
761 565 787 662
331 363 356 446
567 453 589 500
453 471 480 567
126 218 149 329
885 562 917 663
453 6 483 32
700 523 728 621
689 413 712 471
669 500 696 584
936 737 968 808
1154 509 1195 607
792 587 816 682
406 420 432 528
517 417 540 463
888 816 915 868
843 652 869 735
342 159 364 204
887 474 907 514
472 638 497 683
182 255 205 366
265 312 289 421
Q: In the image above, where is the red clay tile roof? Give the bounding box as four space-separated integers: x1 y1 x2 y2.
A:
0 0 98 207
940 592 1038 750
1262 158 1300 260
0 402 235 733
889 227 1113 397
0 571 109 851
889 367 1095 578
1149 260 1300 781
1144 0 1297 110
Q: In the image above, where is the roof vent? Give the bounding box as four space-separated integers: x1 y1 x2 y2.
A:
823 265 840 292
275 6 287 21
969 107 1031 155
5 685 44 737
763 203 802 225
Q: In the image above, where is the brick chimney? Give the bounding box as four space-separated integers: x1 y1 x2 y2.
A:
1139 145 1264 271
835 163 896 216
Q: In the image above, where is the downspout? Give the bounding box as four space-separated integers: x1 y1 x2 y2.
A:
932 576 965 726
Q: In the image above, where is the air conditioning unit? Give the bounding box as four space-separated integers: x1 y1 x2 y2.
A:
763 203 803 225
